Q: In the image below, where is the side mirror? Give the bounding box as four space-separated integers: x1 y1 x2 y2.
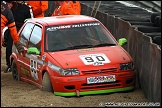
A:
118 38 127 46
27 47 40 55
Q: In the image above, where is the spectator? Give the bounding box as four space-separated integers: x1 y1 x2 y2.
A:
2 1 31 73
26 1 48 18
12 1 31 30
1 1 24 86
1 1 24 54
51 1 76 16
66 1 81 15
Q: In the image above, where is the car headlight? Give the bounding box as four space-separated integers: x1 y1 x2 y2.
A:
120 62 134 70
59 68 80 75
48 62 80 75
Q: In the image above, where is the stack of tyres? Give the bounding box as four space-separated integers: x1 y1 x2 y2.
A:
151 12 161 27
150 12 161 47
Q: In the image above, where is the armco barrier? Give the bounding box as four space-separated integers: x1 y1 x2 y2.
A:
45 1 161 103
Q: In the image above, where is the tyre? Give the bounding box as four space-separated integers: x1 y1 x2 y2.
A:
137 26 161 33
130 21 154 26
11 59 20 81
144 33 161 40
119 16 150 22
153 36 161 46
154 16 161 27
42 72 53 92
151 12 160 23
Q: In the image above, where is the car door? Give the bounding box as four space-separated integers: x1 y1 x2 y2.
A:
26 24 43 83
18 22 35 80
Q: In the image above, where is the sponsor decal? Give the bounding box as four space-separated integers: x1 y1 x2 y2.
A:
79 53 110 66
77 48 94 52
20 66 30 76
87 75 116 84
47 22 100 31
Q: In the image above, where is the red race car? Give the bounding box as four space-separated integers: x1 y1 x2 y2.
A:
11 15 135 97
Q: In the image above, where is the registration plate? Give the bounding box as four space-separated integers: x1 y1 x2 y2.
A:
87 75 116 84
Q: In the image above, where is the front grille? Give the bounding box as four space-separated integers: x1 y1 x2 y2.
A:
81 68 117 75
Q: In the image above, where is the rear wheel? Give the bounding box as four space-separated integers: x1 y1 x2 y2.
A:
42 72 53 92
11 60 20 81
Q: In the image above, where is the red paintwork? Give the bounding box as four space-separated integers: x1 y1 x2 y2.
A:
11 15 135 94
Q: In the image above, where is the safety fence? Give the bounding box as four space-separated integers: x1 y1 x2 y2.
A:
45 1 161 103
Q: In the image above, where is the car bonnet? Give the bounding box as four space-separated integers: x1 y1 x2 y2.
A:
47 46 132 68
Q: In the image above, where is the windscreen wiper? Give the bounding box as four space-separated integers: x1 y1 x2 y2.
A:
58 45 94 51
53 44 116 51
68 45 94 49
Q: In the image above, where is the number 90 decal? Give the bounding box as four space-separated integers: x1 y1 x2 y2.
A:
79 53 110 66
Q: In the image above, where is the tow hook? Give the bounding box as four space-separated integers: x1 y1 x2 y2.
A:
76 90 80 97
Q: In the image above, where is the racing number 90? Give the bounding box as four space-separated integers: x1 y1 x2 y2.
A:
85 56 105 62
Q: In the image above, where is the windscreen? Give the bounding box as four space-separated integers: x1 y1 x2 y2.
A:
45 21 117 52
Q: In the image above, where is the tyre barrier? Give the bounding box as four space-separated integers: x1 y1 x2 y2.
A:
150 12 161 23
119 16 150 22
137 26 161 33
145 33 161 39
130 22 154 26
153 36 161 46
154 16 161 27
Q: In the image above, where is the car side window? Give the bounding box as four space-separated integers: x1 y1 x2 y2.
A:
28 25 42 52
19 23 35 46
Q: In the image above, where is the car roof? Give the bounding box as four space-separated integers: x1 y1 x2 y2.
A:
27 15 98 26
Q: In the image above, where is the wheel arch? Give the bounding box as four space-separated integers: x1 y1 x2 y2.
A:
10 54 18 68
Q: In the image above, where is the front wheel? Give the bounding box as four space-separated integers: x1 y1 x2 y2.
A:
11 59 20 81
42 72 53 92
